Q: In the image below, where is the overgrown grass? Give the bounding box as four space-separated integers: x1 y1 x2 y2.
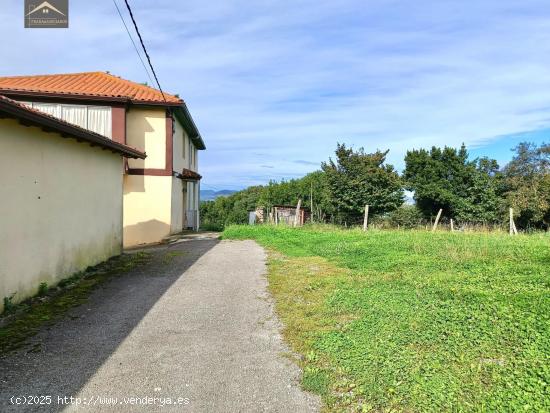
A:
0 252 152 354
223 225 550 412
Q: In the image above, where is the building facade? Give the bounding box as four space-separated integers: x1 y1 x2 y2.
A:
0 96 145 311
0 72 205 247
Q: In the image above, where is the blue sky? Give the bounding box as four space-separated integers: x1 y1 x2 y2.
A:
1 1 549 190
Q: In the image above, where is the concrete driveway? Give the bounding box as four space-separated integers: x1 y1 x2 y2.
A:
0 234 320 412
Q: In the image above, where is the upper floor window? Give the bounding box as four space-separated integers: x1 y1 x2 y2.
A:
20 101 112 139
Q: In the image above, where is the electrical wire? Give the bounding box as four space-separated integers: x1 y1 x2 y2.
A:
122 0 167 102
111 0 155 87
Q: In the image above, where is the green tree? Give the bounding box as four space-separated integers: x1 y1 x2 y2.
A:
321 144 404 223
200 186 263 230
404 144 502 223
453 157 503 223
257 171 332 221
502 142 550 229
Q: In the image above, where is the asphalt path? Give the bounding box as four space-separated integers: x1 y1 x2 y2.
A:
0 234 319 412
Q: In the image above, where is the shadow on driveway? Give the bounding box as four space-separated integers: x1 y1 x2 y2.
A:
0 234 219 412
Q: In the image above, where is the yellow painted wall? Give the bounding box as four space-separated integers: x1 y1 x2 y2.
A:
123 107 172 247
0 119 123 312
123 175 173 247
126 107 166 169
123 110 202 245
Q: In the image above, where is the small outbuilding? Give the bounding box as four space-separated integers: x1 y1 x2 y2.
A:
0 96 145 312
271 205 310 226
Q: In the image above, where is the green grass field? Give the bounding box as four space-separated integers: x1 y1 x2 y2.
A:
223 225 550 412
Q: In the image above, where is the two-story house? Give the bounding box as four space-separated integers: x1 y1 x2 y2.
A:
0 72 205 247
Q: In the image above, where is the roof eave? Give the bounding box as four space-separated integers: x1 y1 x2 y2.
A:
0 89 128 103
0 98 146 159
0 88 204 151
173 104 206 150
0 89 184 106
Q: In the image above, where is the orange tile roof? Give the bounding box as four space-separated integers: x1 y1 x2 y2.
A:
0 72 182 105
180 168 202 181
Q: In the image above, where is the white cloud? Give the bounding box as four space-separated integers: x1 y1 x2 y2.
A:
1 0 550 189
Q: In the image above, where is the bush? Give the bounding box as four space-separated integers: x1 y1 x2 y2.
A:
387 205 425 228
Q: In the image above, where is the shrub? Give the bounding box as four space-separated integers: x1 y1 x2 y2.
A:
387 205 425 228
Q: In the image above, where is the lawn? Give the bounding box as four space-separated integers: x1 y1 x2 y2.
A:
223 225 550 412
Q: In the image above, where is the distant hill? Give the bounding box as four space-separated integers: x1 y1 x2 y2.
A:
200 189 237 201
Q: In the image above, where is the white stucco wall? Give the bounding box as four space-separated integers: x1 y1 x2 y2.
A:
0 119 124 312
170 178 185 233
172 118 189 172
172 118 200 231
171 116 198 171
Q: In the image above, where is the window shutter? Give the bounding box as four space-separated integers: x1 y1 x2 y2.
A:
33 103 61 118
61 105 87 129
88 106 112 138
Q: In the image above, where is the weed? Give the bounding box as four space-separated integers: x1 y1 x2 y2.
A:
37 282 48 297
302 366 330 396
3 294 17 314
162 250 185 264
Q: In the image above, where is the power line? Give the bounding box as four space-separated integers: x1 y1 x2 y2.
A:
111 0 155 87
122 0 167 102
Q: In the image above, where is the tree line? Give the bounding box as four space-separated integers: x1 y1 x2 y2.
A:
200 142 550 231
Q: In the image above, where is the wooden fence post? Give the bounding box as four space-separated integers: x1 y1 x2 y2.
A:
509 208 518 235
432 209 443 232
363 205 369 231
294 199 302 227
450 219 454 232
310 183 314 223
274 207 278 225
